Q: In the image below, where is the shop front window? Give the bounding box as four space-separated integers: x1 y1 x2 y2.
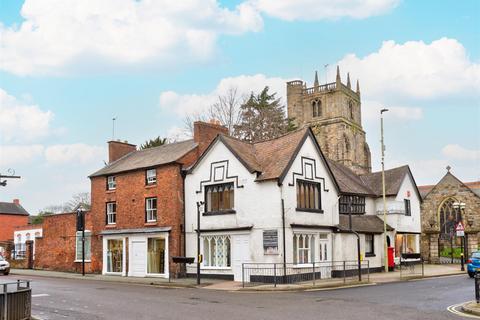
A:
147 238 165 274
107 239 123 273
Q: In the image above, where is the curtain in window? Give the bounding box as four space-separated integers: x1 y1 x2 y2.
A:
147 238 165 274
107 239 123 273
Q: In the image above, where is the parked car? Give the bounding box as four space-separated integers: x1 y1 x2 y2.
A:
0 255 10 275
467 251 480 278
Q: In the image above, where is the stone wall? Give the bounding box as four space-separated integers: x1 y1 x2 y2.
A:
420 172 480 262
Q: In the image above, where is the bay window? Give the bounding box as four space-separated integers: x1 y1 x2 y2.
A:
293 234 315 264
203 235 231 268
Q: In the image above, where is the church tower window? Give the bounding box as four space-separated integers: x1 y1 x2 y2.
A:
348 100 354 120
312 100 321 118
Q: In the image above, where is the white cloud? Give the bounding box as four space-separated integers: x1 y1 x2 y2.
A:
362 100 423 121
442 144 480 161
44 144 105 165
0 145 44 166
338 38 480 99
0 0 262 76
253 0 399 21
166 126 192 142
160 74 289 116
0 88 53 142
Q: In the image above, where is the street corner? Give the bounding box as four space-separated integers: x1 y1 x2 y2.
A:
447 301 480 319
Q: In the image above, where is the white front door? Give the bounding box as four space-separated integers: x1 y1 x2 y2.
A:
232 235 250 282
130 239 147 277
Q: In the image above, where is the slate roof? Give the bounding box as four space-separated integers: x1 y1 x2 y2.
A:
360 165 411 196
218 128 328 182
90 139 197 177
419 180 480 199
326 160 375 195
337 214 393 234
0 202 29 216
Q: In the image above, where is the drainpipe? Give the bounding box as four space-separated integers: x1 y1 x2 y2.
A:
281 198 286 280
348 211 362 282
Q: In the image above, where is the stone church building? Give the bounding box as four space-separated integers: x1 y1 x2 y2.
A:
419 168 480 263
287 66 371 175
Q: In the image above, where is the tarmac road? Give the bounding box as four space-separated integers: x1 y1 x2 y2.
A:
0 273 475 320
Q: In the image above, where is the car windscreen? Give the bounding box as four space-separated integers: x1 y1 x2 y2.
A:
0 256 4 261
472 252 480 259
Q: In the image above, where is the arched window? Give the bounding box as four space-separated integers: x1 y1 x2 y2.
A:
16 234 21 243
26 233 31 241
348 101 354 120
439 198 462 238
312 100 321 118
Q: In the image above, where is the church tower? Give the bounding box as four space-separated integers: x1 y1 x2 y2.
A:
286 66 372 175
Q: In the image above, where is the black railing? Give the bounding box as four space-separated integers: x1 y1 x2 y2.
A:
242 261 370 288
0 280 31 320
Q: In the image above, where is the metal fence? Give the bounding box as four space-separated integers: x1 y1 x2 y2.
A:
399 257 424 279
242 261 370 288
0 280 31 320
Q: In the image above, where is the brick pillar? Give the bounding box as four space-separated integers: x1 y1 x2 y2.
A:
26 240 34 269
429 233 440 263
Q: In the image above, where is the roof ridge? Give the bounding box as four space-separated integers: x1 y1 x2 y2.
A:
253 127 308 145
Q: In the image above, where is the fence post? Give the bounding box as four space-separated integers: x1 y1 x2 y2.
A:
367 261 370 282
421 258 424 277
3 283 7 320
312 262 316 286
274 263 277 288
343 261 346 283
242 263 245 288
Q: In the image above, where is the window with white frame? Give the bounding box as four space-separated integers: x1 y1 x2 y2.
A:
145 197 157 222
106 202 116 224
202 235 231 268
75 231 92 261
146 169 156 185
365 234 374 256
293 234 315 264
107 176 116 190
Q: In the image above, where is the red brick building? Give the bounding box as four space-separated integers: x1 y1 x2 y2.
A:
87 121 227 277
0 199 29 242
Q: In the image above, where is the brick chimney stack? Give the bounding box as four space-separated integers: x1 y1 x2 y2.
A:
13 199 20 205
193 120 229 156
108 140 137 163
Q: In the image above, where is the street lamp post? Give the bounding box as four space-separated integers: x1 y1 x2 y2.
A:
453 202 466 271
76 205 86 276
381 108 389 273
196 201 205 285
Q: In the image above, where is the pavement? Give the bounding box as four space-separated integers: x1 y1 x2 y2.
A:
1 272 474 320
10 263 465 292
462 301 480 316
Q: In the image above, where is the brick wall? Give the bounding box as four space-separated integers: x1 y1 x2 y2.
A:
90 164 185 275
35 212 94 273
0 214 29 242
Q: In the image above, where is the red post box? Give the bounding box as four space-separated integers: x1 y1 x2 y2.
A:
388 247 395 271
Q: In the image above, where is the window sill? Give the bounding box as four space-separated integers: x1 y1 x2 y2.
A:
74 260 91 263
201 267 232 270
105 224 117 228
145 184 157 189
144 222 158 226
293 264 314 268
295 208 324 214
203 210 236 216
365 253 376 257
106 190 116 194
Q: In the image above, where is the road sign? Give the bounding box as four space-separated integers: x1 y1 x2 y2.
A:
456 222 465 237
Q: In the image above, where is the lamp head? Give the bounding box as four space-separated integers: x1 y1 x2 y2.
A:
381 108 389 114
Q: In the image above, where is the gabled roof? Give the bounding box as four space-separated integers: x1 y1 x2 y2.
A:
0 202 29 216
90 139 197 177
360 165 413 197
327 160 375 196
189 127 339 190
337 214 394 234
420 172 480 200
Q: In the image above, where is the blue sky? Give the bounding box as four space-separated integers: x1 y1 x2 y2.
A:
0 0 479 214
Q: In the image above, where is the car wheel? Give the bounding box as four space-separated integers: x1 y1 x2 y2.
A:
469 272 475 278
3 271 9 276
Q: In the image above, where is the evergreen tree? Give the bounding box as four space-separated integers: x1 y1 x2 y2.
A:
234 86 295 142
140 136 168 149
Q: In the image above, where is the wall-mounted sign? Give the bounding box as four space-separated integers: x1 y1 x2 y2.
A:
263 230 278 254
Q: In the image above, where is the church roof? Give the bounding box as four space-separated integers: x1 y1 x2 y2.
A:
418 171 480 200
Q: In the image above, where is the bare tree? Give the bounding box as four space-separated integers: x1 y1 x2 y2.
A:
183 87 245 136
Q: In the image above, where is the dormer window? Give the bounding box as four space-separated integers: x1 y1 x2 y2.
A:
205 182 235 214
146 169 156 185
107 176 116 190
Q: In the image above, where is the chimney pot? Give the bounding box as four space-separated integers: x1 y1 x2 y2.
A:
13 199 20 205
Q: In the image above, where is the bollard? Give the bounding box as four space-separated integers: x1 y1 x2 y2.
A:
273 263 277 288
475 273 480 304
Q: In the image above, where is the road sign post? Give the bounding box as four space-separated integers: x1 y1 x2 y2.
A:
456 222 465 271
